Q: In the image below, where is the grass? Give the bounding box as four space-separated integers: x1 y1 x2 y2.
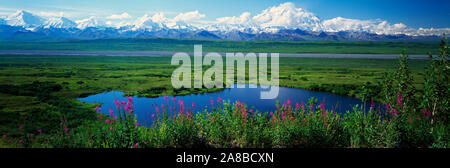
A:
0 38 440 54
0 38 446 148
0 54 429 139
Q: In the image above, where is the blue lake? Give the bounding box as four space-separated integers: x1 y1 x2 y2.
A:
78 84 382 127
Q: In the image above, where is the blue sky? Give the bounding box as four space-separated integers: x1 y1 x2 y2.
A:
0 0 449 28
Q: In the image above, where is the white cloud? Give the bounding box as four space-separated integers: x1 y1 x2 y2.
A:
173 10 205 22
252 2 322 31
322 17 418 35
106 12 132 19
38 11 65 17
415 28 450 36
216 12 251 24
151 12 168 23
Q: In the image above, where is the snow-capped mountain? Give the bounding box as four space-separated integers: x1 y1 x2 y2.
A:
75 16 103 29
132 14 168 31
0 3 448 42
5 10 45 28
42 17 77 29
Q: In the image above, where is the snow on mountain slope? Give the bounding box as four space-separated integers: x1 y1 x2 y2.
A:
43 17 77 28
253 2 323 31
75 16 103 29
6 10 45 28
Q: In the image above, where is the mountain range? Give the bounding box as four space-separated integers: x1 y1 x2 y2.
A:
0 9 447 42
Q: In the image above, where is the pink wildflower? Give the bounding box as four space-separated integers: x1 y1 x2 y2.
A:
301 102 305 111
391 108 398 115
397 93 403 107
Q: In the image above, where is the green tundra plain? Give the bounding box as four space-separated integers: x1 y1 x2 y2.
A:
0 38 448 148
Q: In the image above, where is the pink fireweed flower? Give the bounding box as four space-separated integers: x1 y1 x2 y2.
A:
397 93 403 107
152 114 155 118
192 101 196 108
109 109 114 117
210 99 214 106
37 129 42 134
98 115 102 120
105 119 110 124
135 122 139 126
287 99 291 106
164 96 169 101
391 108 398 115
310 104 314 111
371 102 375 108
319 103 325 111
19 125 23 131
154 105 159 114
94 106 100 112
134 143 139 148
290 116 294 120
218 97 222 103
296 102 299 109
114 100 120 109
109 127 113 130
422 109 431 117
301 102 305 111
270 112 273 117
172 97 177 102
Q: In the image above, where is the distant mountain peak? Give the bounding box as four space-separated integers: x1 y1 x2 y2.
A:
75 16 102 29
43 17 77 28
6 10 44 27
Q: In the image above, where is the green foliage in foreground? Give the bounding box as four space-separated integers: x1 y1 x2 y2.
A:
2 39 448 148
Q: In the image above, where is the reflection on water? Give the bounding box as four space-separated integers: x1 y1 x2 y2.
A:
78 84 381 127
